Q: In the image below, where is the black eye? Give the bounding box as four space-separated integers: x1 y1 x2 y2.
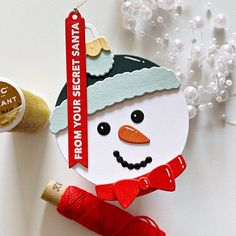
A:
97 122 111 135
131 110 144 123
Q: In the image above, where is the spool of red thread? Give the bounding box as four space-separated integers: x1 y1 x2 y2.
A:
41 181 165 236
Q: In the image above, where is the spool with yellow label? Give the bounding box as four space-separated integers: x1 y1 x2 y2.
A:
0 77 50 133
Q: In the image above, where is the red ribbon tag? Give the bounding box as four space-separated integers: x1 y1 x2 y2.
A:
65 10 88 169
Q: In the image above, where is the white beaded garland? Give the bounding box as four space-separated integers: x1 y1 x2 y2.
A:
120 0 236 121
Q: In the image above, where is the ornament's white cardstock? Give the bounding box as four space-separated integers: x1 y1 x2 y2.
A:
56 89 189 185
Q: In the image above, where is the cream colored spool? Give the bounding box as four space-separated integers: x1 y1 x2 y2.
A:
41 181 66 206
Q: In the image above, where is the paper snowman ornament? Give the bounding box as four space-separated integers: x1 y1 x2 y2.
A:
50 36 189 208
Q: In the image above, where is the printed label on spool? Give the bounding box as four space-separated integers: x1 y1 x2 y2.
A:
0 81 22 128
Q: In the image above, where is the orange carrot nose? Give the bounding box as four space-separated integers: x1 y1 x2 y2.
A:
118 125 150 144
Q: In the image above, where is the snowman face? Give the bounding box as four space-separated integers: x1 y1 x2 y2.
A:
56 89 189 185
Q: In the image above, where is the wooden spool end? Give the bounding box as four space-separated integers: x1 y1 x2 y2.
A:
41 180 66 206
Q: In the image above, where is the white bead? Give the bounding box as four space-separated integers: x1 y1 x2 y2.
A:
219 76 225 85
220 114 227 120
192 95 201 105
188 105 197 119
121 1 132 16
173 39 184 52
169 55 177 64
216 96 223 103
123 16 137 30
157 16 164 23
215 72 223 80
158 0 176 10
208 82 218 93
191 45 205 60
196 45 203 54
207 102 213 108
164 33 169 40
226 79 233 86
219 89 229 102
198 85 204 93
198 104 206 111
207 54 215 63
155 51 160 57
189 20 193 29
177 0 183 8
212 38 217 44
140 30 145 37
227 59 235 70
220 44 234 54
175 27 180 33
206 1 213 10
131 0 142 16
156 37 162 44
176 71 185 80
189 70 195 78
174 13 180 20
151 20 157 27
208 44 217 52
214 14 227 29
212 86 219 93
149 0 158 10
193 16 205 30
183 86 198 103
140 5 153 21
224 70 230 77
216 89 229 103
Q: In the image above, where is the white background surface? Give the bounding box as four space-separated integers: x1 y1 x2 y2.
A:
0 0 236 235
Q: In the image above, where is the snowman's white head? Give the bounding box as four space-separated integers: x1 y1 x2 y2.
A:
51 64 189 186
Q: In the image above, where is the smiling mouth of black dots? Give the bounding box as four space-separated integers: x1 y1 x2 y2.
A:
113 151 152 170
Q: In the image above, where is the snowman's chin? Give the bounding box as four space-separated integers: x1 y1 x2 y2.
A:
113 150 152 171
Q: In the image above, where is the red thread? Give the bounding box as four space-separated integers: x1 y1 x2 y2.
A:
57 186 165 236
